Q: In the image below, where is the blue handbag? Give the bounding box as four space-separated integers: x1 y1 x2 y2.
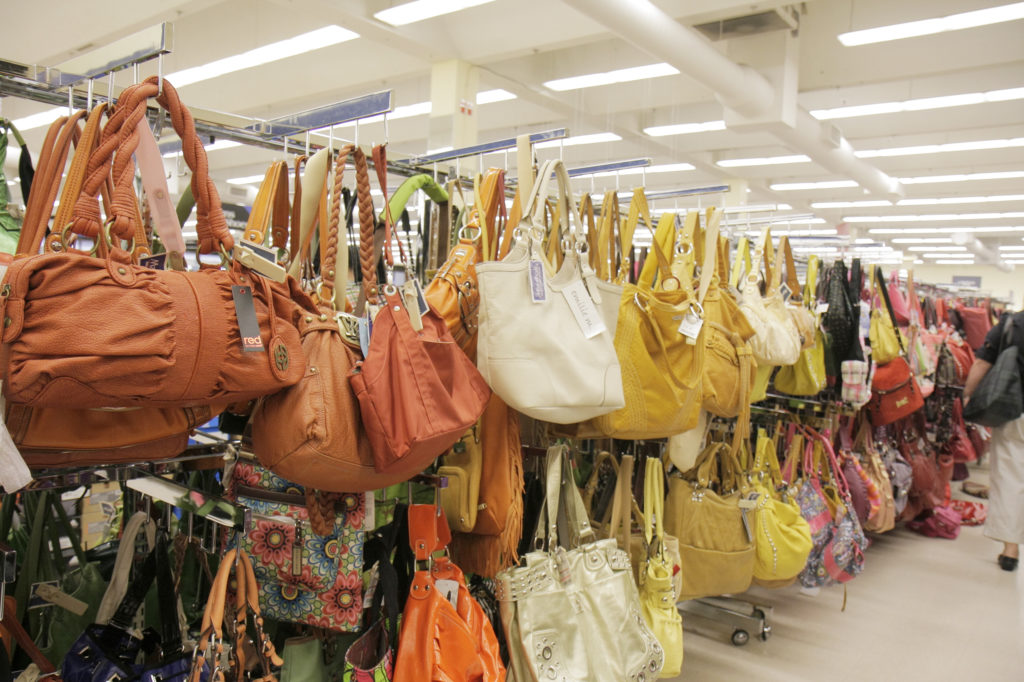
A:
62 532 208 682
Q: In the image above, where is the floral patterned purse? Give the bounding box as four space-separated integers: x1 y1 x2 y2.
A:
228 460 372 631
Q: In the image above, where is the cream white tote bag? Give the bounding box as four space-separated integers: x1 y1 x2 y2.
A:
476 159 624 424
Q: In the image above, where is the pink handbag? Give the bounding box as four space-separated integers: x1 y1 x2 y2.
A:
906 506 961 539
887 271 911 326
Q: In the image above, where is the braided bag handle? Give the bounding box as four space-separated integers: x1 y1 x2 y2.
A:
70 76 232 255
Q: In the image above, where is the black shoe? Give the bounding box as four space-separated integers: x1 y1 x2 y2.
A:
998 555 1019 571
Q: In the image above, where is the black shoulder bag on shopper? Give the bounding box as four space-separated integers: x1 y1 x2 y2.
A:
963 315 1023 427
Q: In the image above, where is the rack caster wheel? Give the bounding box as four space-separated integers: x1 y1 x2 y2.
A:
760 625 772 641
731 629 749 646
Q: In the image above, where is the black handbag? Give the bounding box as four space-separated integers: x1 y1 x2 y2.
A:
964 315 1024 427
822 259 856 373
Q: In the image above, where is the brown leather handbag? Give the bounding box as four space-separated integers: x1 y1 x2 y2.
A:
253 146 397 492
6 102 223 468
447 393 523 577
350 145 490 477
0 77 310 409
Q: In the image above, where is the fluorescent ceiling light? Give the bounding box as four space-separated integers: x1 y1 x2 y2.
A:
769 218 827 225
167 26 359 88
771 180 858 191
838 2 1024 46
544 63 679 92
162 140 241 159
644 120 726 137
476 89 516 104
847 212 1024 223
811 200 892 209
856 138 1024 159
227 174 272 185
914 259 925 264
793 247 838 253
535 132 621 149
810 86 1024 120
869 226 1024 235
718 154 811 168
998 245 1024 251
581 162 695 179
425 145 453 155
907 246 967 252
920 252 970 258
897 194 1024 206
11 107 65 133
766 228 837 237
935 259 978 265
855 238 877 244
899 170 1024 185
374 0 496 26
891 237 954 244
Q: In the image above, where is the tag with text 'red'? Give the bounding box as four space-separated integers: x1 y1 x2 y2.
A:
562 279 607 339
528 259 547 303
232 285 265 352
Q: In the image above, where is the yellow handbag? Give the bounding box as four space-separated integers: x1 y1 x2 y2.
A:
580 192 705 438
694 210 757 419
775 256 827 396
664 442 756 600
636 456 684 678
748 430 813 585
869 269 902 365
437 423 482 533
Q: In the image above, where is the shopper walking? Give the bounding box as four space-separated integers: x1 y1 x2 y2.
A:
965 309 1024 572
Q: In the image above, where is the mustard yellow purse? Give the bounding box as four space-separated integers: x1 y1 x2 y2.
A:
640 456 683 678
580 191 705 438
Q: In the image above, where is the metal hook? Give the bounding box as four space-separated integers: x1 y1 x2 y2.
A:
383 112 389 145
107 69 114 105
328 124 334 156
87 79 94 110
157 53 164 96
67 87 73 116
132 62 139 86
305 131 310 157
354 119 359 147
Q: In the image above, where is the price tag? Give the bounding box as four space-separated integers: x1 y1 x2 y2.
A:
140 253 167 270
528 260 546 303
815 302 830 315
231 285 265 352
412 278 430 316
678 310 704 342
436 579 459 610
357 315 371 357
0 382 32 492
34 583 88 616
562 279 607 339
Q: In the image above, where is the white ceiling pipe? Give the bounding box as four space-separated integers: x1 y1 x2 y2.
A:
561 0 903 200
951 232 1014 272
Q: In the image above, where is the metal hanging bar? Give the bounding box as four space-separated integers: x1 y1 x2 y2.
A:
407 128 568 165
566 158 652 178
0 24 172 90
250 91 393 138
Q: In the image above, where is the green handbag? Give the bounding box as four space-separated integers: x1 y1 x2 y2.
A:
281 635 330 682
11 492 106 666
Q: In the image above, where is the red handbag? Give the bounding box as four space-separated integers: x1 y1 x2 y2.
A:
945 334 974 383
0 78 309 410
866 357 925 426
946 397 978 464
956 301 992 350
350 146 490 476
897 419 945 520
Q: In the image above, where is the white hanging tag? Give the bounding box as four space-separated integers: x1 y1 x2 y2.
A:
0 382 32 492
562 279 607 339
678 310 704 343
436 579 459 609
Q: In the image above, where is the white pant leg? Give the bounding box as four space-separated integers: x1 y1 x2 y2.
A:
984 414 1024 545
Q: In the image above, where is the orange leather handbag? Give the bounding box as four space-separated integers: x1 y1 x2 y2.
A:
393 505 505 682
5 101 221 468
0 77 310 410
253 146 397 492
350 146 490 476
424 169 507 359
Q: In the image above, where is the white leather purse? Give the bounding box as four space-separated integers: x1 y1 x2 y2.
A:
733 228 802 367
475 159 624 424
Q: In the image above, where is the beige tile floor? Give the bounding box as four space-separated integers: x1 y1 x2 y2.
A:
667 462 1024 681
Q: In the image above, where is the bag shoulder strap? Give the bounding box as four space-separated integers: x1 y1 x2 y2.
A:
874 266 907 355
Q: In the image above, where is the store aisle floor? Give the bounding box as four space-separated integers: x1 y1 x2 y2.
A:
669 465 1023 681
